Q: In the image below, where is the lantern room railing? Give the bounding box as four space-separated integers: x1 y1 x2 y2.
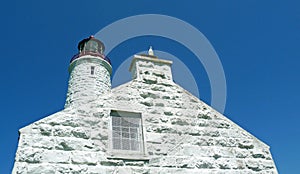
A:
70 51 111 65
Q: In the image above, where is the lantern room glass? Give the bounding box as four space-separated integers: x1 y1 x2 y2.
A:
85 40 99 53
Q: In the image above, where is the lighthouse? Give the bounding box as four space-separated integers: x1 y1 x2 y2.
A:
65 36 112 108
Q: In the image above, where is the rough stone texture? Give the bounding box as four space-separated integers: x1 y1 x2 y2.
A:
12 54 278 173
65 56 112 108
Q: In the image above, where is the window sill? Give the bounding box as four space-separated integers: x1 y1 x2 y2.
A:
107 152 150 161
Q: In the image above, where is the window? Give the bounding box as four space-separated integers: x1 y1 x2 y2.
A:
91 66 95 75
110 111 145 154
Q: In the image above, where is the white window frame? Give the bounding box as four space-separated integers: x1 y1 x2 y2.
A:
108 110 148 160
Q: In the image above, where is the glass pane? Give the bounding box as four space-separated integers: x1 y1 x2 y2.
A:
130 133 137 139
122 127 129 132
122 119 130 127
112 117 121 126
130 119 139 127
113 131 121 138
112 126 120 131
122 132 129 138
130 140 139 151
85 40 98 52
130 128 138 133
122 139 130 150
113 138 121 150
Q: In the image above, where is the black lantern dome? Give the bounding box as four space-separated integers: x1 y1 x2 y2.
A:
70 36 111 64
77 35 105 54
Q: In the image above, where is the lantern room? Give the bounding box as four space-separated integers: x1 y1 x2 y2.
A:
70 35 111 64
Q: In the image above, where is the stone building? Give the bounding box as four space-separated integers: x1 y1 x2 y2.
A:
13 36 278 173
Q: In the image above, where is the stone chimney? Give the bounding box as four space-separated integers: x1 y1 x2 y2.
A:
129 47 173 85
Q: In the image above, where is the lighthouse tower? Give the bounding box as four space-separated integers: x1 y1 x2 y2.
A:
65 36 112 108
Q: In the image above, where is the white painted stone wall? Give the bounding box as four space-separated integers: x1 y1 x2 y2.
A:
12 54 278 173
130 55 173 82
65 56 112 108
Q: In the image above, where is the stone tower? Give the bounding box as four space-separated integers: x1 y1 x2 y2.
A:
12 37 278 173
65 36 112 108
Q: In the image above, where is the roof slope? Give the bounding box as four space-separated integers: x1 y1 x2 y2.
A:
108 78 278 173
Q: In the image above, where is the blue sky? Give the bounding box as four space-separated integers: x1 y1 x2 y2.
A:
1 0 299 173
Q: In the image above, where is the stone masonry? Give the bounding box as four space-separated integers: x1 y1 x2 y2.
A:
12 38 278 173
